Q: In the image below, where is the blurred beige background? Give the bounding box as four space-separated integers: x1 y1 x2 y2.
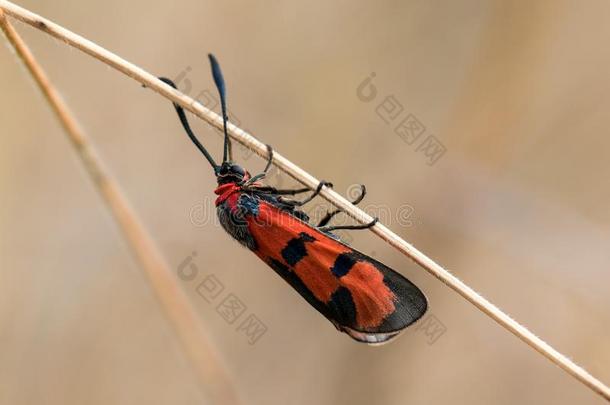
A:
2 1 610 404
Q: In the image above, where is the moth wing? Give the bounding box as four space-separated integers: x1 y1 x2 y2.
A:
247 201 427 344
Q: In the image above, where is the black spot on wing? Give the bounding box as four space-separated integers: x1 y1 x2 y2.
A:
268 258 332 321
330 252 357 277
327 287 357 327
281 232 316 266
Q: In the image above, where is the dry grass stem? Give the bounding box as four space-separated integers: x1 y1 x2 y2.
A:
0 8 241 405
1 0 609 401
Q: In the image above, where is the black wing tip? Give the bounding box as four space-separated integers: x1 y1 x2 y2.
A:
380 278 428 332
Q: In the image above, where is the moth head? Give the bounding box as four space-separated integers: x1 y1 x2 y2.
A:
216 161 248 184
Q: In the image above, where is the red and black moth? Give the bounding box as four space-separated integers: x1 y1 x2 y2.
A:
159 55 427 344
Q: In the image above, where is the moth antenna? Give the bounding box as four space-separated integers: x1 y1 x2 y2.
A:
208 54 231 164
158 77 219 173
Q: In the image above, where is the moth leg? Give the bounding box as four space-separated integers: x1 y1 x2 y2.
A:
275 180 334 198
319 217 378 233
263 144 273 173
251 185 312 195
292 180 333 206
252 180 332 202
317 184 366 227
241 145 275 186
